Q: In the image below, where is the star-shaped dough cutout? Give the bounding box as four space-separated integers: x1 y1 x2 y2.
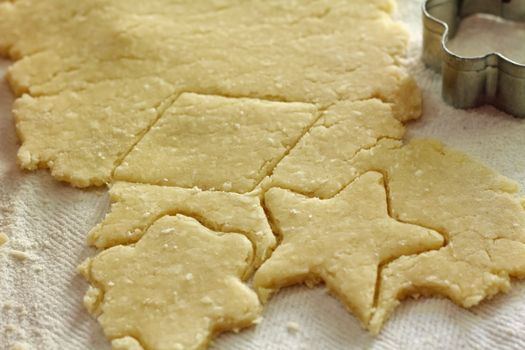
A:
81 214 261 350
253 171 444 327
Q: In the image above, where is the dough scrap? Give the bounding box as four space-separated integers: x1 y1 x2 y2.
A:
0 0 420 187
253 172 444 326
0 232 8 246
346 139 525 333
114 93 318 193
269 98 405 198
111 337 143 350
82 214 261 350
14 78 176 187
9 343 33 350
87 181 275 271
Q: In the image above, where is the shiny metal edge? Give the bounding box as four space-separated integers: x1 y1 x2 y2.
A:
422 0 525 118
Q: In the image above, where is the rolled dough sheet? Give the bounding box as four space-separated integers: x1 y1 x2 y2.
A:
0 0 419 187
0 1 524 349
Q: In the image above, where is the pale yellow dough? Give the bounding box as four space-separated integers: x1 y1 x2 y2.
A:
14 78 175 187
348 139 525 333
0 232 8 246
82 214 261 350
0 0 419 186
111 337 144 350
114 93 318 193
270 98 405 198
254 172 444 325
1 0 525 346
87 181 275 271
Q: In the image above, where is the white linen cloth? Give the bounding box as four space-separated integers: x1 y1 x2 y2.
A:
1 1 524 349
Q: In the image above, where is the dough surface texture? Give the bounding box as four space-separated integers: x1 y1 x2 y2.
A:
82 214 261 350
87 181 275 271
0 0 419 187
254 171 444 327
269 98 405 198
1 0 525 348
114 93 318 193
350 139 525 332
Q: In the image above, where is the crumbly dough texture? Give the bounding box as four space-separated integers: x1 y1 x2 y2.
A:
13 79 175 187
87 181 275 271
1 0 525 348
114 93 318 193
269 98 405 198
82 214 261 350
254 172 444 325
349 139 525 333
0 0 419 187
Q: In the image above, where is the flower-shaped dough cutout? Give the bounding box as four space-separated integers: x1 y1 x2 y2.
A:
87 181 275 271
82 214 261 350
254 171 444 327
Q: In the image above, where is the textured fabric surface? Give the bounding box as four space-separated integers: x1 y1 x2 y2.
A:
1 1 524 349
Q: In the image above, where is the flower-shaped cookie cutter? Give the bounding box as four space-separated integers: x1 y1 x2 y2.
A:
422 0 525 118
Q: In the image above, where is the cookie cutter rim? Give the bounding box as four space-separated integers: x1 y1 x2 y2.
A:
422 0 525 118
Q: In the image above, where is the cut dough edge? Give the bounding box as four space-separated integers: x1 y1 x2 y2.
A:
352 139 525 332
112 94 409 196
78 212 256 292
89 137 412 272
12 94 416 188
112 92 322 193
80 214 257 317
3 0 430 340
86 181 275 273
252 138 525 333
13 78 179 187
4 0 525 341
62 79 415 189
0 0 421 188
10 78 525 337
255 169 447 328
85 170 453 337
82 103 413 336
80 214 261 350
85 148 461 337
28 84 525 336
369 245 516 334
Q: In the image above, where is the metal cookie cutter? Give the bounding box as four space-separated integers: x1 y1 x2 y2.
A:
422 0 525 118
